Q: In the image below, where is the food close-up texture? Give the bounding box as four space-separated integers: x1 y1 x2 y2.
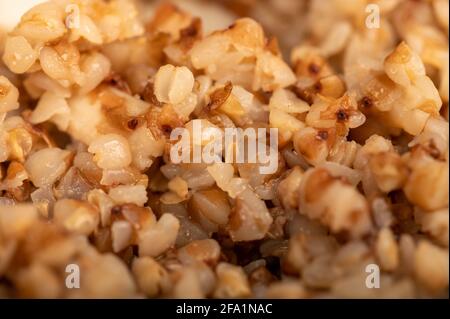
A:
0 0 448 298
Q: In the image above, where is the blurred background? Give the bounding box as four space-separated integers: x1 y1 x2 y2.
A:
1 0 448 104
0 0 307 57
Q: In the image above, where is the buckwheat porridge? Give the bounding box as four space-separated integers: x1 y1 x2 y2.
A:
0 0 448 298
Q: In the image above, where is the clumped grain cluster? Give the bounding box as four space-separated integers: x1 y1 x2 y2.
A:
0 0 448 298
